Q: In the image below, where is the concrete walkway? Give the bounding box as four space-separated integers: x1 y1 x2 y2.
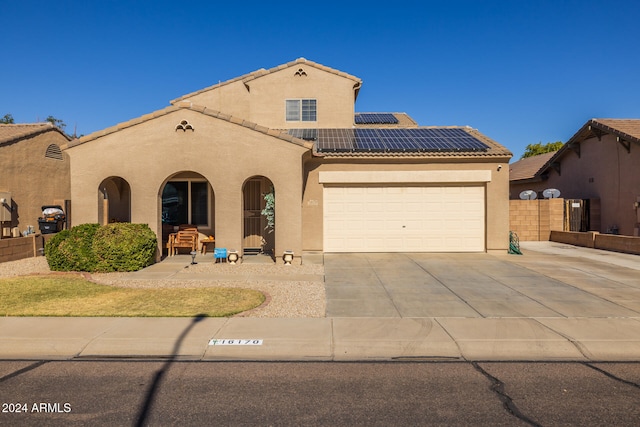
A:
1 242 639 362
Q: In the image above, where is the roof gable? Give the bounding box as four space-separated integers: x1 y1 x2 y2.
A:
587 118 640 142
0 123 70 147
170 58 362 105
62 102 314 151
564 118 640 148
519 118 640 182
559 117 640 162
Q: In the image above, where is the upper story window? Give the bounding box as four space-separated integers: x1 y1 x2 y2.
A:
286 99 316 122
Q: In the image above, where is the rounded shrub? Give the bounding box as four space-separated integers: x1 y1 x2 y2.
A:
92 223 157 272
45 223 100 272
44 229 71 271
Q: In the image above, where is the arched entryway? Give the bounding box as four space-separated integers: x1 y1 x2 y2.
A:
98 177 131 224
242 176 274 257
160 171 215 253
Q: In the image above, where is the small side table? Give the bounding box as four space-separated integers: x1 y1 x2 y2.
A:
200 238 215 255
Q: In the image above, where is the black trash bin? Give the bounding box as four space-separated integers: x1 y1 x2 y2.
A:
38 205 66 234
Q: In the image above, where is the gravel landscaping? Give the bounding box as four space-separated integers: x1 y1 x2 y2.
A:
0 257 326 318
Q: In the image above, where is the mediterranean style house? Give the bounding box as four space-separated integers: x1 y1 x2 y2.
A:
510 119 640 237
62 58 512 261
0 123 71 236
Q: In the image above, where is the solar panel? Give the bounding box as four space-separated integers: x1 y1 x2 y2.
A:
289 128 490 153
318 129 355 152
377 128 420 152
354 129 386 151
354 113 399 125
287 129 317 141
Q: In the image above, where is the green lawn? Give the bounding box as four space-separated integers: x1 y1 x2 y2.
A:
0 275 265 317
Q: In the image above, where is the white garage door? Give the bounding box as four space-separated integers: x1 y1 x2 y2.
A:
324 185 485 252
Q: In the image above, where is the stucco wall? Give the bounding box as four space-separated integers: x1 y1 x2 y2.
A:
0 129 70 233
178 64 357 129
178 79 251 123
66 108 309 259
246 66 356 129
511 134 640 236
302 158 511 253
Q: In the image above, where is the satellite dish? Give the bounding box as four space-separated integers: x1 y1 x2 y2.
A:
543 188 561 199
519 190 537 200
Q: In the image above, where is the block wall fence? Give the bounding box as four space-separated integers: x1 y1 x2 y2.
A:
0 234 44 263
509 198 564 241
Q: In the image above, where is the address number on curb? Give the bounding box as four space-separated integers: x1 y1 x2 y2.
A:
209 339 263 346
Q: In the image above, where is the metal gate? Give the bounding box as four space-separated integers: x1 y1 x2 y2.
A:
243 178 263 252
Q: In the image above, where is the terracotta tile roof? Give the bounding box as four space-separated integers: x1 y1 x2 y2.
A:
509 151 557 181
589 118 640 141
171 58 363 105
562 118 640 149
62 102 315 151
0 123 69 147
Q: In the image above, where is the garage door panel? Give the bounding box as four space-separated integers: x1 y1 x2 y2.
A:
324 185 485 252
368 202 385 213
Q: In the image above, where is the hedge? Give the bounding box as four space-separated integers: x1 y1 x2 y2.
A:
46 223 100 272
45 223 157 272
93 223 157 272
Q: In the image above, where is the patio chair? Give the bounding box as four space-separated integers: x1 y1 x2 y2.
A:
170 230 198 255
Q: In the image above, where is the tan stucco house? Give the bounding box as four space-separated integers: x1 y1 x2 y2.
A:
510 119 640 236
0 123 71 236
62 58 512 261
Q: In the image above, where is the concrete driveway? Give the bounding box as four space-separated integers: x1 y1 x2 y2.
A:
324 243 640 318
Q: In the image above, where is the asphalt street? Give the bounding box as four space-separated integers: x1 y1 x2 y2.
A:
1 361 639 426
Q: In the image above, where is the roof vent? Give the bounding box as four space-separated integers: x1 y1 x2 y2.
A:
45 144 63 160
294 68 307 77
175 120 194 132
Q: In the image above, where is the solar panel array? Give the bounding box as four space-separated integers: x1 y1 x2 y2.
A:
287 129 317 141
354 113 399 125
287 128 489 153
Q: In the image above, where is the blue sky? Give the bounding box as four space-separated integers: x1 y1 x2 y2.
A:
2 0 639 159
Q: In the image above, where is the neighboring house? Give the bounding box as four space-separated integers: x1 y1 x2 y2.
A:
509 118 640 236
0 123 71 235
62 58 512 259
509 151 559 199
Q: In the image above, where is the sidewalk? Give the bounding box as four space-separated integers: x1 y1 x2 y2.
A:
2 315 639 362
1 242 639 362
